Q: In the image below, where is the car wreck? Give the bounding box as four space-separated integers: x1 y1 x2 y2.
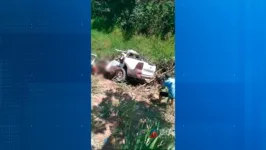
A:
92 49 157 83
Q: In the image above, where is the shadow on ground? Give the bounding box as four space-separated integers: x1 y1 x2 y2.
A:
91 88 172 149
101 73 148 87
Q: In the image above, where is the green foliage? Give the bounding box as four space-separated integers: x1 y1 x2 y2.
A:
91 0 175 71
112 100 175 150
92 0 174 40
119 121 175 150
91 29 174 67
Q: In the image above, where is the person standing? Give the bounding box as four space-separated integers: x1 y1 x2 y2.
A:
159 73 175 106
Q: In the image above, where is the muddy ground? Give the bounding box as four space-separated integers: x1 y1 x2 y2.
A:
91 75 175 150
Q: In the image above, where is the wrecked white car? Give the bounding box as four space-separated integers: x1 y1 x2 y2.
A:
103 49 157 83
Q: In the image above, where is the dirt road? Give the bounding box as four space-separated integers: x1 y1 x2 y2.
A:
91 75 174 150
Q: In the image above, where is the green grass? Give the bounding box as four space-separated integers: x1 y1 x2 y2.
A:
91 29 175 63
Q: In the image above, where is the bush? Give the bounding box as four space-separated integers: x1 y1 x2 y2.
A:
91 29 174 66
92 0 174 40
112 99 175 149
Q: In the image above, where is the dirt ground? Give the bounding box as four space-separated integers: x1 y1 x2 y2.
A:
91 75 175 150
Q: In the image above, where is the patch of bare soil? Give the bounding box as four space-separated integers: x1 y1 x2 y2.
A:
91 75 175 150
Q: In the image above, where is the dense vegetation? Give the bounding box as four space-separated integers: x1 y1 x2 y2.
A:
92 0 175 71
92 0 174 40
92 29 174 67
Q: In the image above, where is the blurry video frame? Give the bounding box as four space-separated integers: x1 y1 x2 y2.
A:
91 0 175 149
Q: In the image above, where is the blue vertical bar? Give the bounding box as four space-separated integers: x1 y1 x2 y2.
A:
0 0 91 149
175 0 246 149
244 0 266 149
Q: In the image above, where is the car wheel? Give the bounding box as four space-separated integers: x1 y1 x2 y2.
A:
114 68 126 82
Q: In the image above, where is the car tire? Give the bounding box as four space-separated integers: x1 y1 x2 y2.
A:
114 68 126 82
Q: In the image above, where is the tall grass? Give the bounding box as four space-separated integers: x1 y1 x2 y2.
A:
91 29 174 64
